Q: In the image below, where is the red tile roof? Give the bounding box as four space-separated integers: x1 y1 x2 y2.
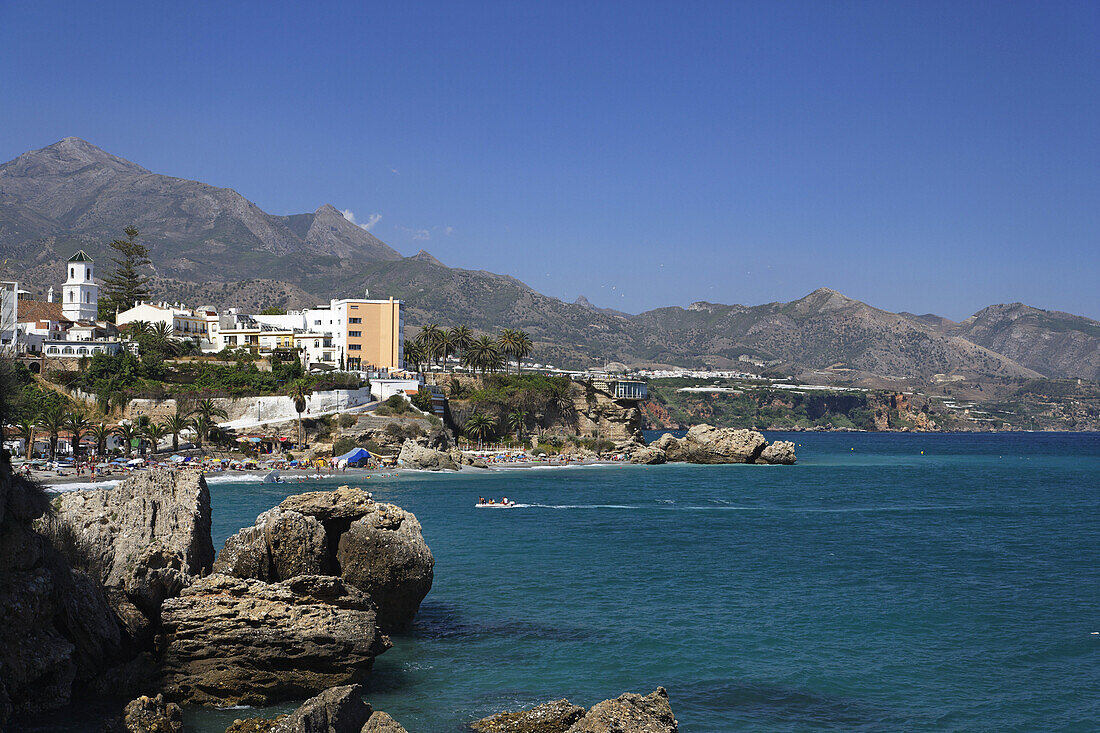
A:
17 300 68 324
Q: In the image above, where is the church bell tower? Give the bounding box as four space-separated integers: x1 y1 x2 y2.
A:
62 250 99 321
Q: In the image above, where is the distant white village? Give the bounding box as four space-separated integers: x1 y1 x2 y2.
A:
1 250 407 373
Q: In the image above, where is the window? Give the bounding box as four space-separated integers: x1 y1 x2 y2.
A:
314 320 321 326
348 330 361 337
348 344 361 351
348 318 361 324
350 305 359 309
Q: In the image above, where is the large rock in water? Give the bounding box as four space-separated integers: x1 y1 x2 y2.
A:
568 688 677 732
43 469 214 640
214 487 433 631
471 689 677 733
159 574 391 706
471 699 587 732
0 460 121 725
629 446 667 465
398 440 459 470
226 684 409 733
654 425 795 465
105 693 184 733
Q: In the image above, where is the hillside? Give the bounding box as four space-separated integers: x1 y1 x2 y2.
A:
1 138 1096 381
947 304 1100 381
0 137 400 290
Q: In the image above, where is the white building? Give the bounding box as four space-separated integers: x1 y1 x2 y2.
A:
61 251 99 322
116 301 219 347
0 280 17 353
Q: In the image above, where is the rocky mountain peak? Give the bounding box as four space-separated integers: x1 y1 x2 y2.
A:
410 249 444 266
3 137 150 177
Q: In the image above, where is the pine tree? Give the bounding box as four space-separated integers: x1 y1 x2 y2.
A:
100 226 151 317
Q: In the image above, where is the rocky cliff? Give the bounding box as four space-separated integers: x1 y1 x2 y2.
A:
0 458 121 725
43 470 215 646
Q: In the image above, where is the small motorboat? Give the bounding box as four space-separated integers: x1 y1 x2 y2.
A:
475 499 517 508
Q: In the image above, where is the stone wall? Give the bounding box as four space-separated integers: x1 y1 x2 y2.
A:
124 387 374 425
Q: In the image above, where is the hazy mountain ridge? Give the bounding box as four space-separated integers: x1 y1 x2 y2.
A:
0 137 400 286
1 138 1096 380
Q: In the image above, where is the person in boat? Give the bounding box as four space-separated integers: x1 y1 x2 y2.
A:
502 496 509 505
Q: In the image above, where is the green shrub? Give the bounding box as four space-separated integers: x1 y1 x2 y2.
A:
338 414 358 428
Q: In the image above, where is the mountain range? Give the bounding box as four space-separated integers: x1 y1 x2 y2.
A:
2 138 1098 382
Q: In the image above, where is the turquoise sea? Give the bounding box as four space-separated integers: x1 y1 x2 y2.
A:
33 432 1100 731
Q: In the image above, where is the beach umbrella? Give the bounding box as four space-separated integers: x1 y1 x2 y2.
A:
127 458 144 466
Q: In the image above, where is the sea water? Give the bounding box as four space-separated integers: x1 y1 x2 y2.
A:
35 432 1100 731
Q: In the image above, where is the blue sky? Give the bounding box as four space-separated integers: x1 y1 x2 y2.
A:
2 1 1098 319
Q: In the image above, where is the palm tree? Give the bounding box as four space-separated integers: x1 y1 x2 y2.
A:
498 329 533 374
143 422 168 455
450 325 474 354
194 399 229 425
15 417 36 459
163 408 192 452
507 410 528 442
63 412 92 459
150 322 181 356
89 423 112 457
463 336 500 375
417 324 443 369
37 403 67 460
287 380 313 448
124 320 152 339
189 414 213 451
403 339 426 372
113 422 141 458
463 413 497 450
437 329 460 372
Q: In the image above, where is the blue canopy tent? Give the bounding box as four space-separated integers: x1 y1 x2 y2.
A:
335 447 372 465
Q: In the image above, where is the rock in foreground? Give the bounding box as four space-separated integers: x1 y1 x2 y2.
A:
228 684 408 733
43 469 214 643
654 425 795 464
471 698 587 732
472 688 677 733
569 688 677 732
0 461 122 725
214 487 433 631
107 693 184 733
159 574 390 706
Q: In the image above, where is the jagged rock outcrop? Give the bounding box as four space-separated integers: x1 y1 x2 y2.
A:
107 693 184 733
568 688 677 732
225 684 408 733
398 440 459 470
43 470 214 640
471 699 587 732
471 689 677 733
759 440 797 465
449 448 489 468
214 487 433 632
213 507 330 581
159 574 390 706
362 710 409 732
270 684 372 732
629 446 667 465
0 460 121 725
654 425 795 465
